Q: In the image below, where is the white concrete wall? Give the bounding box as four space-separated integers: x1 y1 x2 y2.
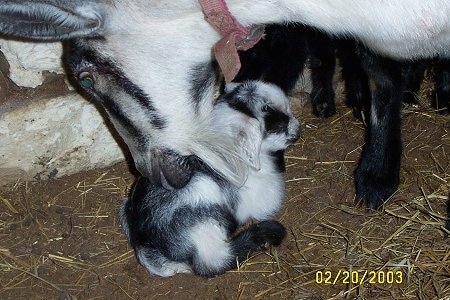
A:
0 40 125 185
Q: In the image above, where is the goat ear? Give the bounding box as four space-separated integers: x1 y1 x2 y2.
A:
236 116 262 170
0 0 104 40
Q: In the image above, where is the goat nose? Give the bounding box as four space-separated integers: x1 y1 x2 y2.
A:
139 148 193 190
288 123 302 143
288 130 301 143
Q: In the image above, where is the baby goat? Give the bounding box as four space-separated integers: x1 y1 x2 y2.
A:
119 81 300 277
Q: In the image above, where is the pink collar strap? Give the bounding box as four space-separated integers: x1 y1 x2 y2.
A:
199 0 265 82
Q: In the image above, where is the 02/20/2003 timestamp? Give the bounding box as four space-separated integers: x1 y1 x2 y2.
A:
315 270 403 285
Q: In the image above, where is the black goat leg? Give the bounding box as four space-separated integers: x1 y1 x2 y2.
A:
235 24 308 94
399 60 429 104
354 48 403 209
432 58 450 114
261 25 309 93
336 39 371 122
307 31 336 118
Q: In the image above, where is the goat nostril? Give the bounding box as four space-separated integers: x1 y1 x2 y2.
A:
287 132 300 143
289 128 301 142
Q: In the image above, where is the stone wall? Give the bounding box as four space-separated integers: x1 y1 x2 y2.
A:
0 40 125 185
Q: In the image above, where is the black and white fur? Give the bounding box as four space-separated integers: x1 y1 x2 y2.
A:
119 81 300 277
0 0 449 206
237 24 450 210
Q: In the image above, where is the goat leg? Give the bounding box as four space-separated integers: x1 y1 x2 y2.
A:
354 47 403 209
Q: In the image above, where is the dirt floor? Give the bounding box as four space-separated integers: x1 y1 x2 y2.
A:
0 92 449 299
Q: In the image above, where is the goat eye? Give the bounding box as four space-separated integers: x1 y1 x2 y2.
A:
262 104 269 112
79 71 94 89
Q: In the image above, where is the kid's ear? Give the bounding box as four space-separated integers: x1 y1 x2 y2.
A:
235 116 262 170
0 0 104 41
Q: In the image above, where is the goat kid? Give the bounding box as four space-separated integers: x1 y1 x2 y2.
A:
0 0 448 202
119 80 300 277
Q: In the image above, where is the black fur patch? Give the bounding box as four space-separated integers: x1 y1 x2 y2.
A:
264 107 289 134
270 150 286 173
218 85 256 119
96 91 147 140
189 62 219 110
158 150 194 189
235 24 308 93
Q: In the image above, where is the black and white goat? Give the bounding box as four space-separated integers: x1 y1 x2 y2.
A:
0 0 449 209
119 81 300 277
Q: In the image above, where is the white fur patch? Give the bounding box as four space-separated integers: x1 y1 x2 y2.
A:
370 100 379 127
181 174 226 207
136 247 192 277
229 0 450 59
189 220 233 271
235 152 285 224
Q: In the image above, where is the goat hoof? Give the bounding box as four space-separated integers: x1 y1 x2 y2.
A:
354 166 399 210
312 102 336 118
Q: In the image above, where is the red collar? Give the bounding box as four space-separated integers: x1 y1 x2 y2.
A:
199 0 265 82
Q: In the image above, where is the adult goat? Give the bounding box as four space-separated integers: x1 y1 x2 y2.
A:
0 0 449 208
